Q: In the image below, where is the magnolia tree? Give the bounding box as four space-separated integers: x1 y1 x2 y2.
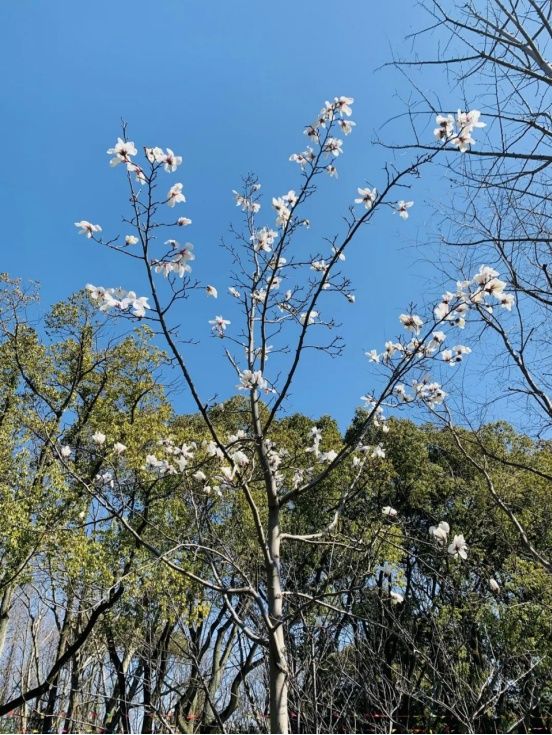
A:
386 0 552 575
66 95 514 733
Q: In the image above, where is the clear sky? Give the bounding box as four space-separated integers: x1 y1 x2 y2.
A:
1 1 494 429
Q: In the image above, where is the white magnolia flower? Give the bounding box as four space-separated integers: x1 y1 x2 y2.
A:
233 190 261 213
365 349 380 363
171 242 195 260
434 114 454 141
220 465 236 482
128 295 150 318
113 442 127 454
252 289 267 303
252 227 277 253
355 187 377 209
86 285 150 318
154 257 191 279
238 369 269 392
371 444 386 459
434 109 485 149
383 341 403 361
289 148 315 167
429 520 450 546
193 470 207 482
338 119 356 135
448 533 468 560
299 310 318 326
162 148 182 173
390 591 404 605
60 445 72 458
127 163 147 186
228 287 241 299
272 191 296 228
323 137 344 157
145 146 165 163
209 315 231 337
230 450 249 467
457 109 486 131
483 277 506 298
125 235 139 246
92 431 106 445
489 577 500 593
311 259 328 273
334 95 354 117
399 313 424 335
326 164 338 177
473 265 500 285
107 138 137 166
396 201 414 220
499 293 515 310
206 285 218 298
382 506 398 518
414 379 447 407
451 130 475 153
75 221 102 238
177 216 192 226
167 183 186 207
206 440 224 459
272 198 291 227
442 344 472 366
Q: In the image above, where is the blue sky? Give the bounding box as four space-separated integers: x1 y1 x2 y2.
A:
0 1 497 429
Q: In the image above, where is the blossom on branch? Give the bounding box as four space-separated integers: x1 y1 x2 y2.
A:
75 221 102 238
238 369 269 392
448 533 468 560
355 187 377 210
107 138 137 167
167 183 186 207
209 315 230 337
399 313 423 335
396 200 414 219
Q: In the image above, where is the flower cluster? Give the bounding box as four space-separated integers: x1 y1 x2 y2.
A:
238 369 274 393
359 395 390 433
429 520 468 559
145 146 183 172
394 379 447 408
304 426 338 463
145 438 197 476
433 109 486 152
152 242 195 278
434 265 515 326
233 188 261 214
272 190 298 228
91 430 126 454
442 344 472 366
290 96 355 178
85 284 150 317
252 227 278 253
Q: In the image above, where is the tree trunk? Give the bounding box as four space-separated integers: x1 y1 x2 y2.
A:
267 503 289 734
0 585 14 662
